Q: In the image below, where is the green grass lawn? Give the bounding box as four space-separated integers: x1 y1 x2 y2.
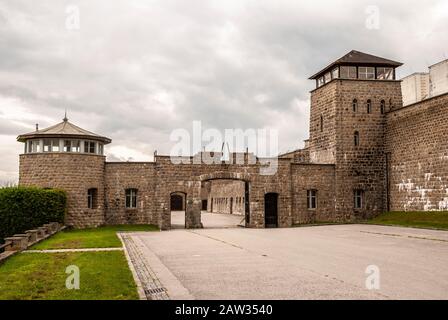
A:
31 224 158 249
366 211 448 230
0 224 159 300
0 251 138 300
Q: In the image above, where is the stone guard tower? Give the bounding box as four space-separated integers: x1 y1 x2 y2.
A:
308 50 403 220
17 116 111 228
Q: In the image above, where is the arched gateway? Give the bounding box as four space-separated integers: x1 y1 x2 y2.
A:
154 154 292 230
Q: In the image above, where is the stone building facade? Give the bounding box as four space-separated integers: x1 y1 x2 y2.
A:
17 50 448 229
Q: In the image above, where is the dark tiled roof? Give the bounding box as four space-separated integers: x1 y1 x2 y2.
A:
309 50 403 79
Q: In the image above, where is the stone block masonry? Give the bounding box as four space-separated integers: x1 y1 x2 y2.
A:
386 92 448 211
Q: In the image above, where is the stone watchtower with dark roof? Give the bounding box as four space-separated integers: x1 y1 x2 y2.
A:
307 50 403 220
17 116 111 228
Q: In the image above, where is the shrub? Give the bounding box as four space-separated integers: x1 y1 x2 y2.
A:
0 187 66 243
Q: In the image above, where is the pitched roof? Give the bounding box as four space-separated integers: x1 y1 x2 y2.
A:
17 118 111 144
309 50 403 79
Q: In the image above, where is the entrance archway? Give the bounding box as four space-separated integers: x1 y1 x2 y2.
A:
199 172 251 228
170 192 186 229
264 193 278 228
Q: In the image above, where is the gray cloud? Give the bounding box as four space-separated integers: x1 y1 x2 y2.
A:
0 0 447 181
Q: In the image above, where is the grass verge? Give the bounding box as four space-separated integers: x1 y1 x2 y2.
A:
31 224 158 249
365 211 448 230
0 251 138 300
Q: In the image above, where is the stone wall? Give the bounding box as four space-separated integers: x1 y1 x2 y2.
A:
19 153 106 228
291 164 335 224
104 162 157 225
333 79 403 220
385 92 448 211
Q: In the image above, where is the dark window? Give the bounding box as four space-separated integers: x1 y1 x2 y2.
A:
320 115 324 132
125 189 138 209
354 190 364 209
367 99 372 114
354 131 360 147
87 188 97 209
84 141 96 154
307 190 317 209
380 100 385 114
352 99 358 112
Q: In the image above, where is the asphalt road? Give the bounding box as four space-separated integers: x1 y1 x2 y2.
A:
131 223 448 300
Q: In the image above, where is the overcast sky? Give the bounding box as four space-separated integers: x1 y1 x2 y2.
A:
0 0 447 182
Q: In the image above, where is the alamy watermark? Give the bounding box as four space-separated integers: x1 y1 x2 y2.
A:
169 121 279 175
365 264 380 290
65 5 80 30
66 265 80 290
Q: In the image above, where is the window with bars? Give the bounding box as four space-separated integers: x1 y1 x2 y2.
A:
307 190 317 209
87 188 97 209
354 189 364 209
125 189 138 209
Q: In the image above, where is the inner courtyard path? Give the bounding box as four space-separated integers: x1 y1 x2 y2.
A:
171 211 244 229
124 223 448 300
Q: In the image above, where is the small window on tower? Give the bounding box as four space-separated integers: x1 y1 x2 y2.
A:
352 99 358 112
367 100 372 114
87 188 98 209
354 131 360 147
380 100 386 114
320 115 324 132
354 189 364 209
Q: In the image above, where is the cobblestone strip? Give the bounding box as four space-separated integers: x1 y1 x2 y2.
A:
119 233 170 300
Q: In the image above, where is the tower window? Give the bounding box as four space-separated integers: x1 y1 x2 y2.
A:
307 190 317 209
125 189 138 209
354 189 364 209
367 100 372 114
358 67 375 80
28 140 41 153
352 99 358 112
376 67 394 80
340 66 357 79
331 67 339 79
320 115 324 132
43 139 59 152
87 188 98 209
354 131 360 147
317 77 325 87
380 100 385 114
84 141 96 154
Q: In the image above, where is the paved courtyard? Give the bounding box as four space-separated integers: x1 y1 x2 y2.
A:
126 220 448 300
171 211 244 229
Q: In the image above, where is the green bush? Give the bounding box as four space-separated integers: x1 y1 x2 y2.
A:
0 187 66 243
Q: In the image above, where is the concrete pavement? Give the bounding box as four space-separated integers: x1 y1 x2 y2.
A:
128 223 448 300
